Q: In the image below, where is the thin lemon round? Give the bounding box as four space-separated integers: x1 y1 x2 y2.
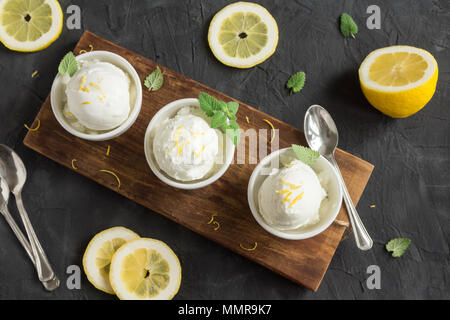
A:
83 227 140 294
208 2 278 68
0 0 63 52
109 238 182 300
359 46 438 118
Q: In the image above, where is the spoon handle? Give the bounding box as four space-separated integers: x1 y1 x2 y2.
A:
327 155 373 251
0 205 36 263
15 193 56 282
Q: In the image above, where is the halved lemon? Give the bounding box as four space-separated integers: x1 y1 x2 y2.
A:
359 46 438 118
109 238 181 300
208 2 278 68
0 0 63 52
83 227 140 294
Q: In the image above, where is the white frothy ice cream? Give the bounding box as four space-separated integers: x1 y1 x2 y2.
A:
258 160 327 230
153 107 220 181
64 61 131 131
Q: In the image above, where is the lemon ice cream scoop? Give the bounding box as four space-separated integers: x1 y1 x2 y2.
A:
153 107 219 181
65 61 131 131
258 160 326 230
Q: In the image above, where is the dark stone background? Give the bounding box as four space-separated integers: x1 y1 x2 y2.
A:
0 0 448 300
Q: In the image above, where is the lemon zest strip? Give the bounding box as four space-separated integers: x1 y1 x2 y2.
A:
89 44 94 52
213 221 220 231
245 116 250 124
282 192 292 203
99 170 121 189
71 159 78 170
262 119 276 142
90 82 101 89
284 162 295 167
289 192 304 208
281 177 301 190
24 119 40 132
207 214 218 224
79 49 87 54
370 205 376 208
106 145 111 156
194 145 205 158
31 70 38 78
82 101 91 105
275 189 290 194
240 242 257 251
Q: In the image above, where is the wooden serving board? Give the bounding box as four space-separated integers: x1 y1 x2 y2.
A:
24 31 373 291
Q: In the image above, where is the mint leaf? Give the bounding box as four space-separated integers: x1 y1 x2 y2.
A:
227 101 239 114
144 66 164 91
224 120 240 146
198 92 241 146
58 52 78 77
291 144 320 165
211 111 227 128
286 71 306 94
340 13 358 38
199 92 221 116
386 238 411 257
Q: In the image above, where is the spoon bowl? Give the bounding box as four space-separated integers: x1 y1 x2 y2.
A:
0 145 27 194
304 105 339 156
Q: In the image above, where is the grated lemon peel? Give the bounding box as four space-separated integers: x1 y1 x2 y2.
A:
31 70 38 78
106 145 111 156
99 169 121 189
262 119 276 142
245 116 250 124
24 119 40 132
207 214 218 225
212 221 220 231
71 159 78 170
370 205 376 208
79 44 93 55
240 242 258 251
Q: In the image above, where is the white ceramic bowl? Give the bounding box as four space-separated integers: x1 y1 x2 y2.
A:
144 98 235 190
50 51 142 141
248 147 343 240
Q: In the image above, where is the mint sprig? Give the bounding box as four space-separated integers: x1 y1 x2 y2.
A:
58 52 78 77
198 92 241 146
291 144 320 165
340 13 358 38
144 66 164 91
286 71 306 94
386 238 411 257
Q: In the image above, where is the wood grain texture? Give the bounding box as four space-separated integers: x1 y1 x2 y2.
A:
23 31 373 291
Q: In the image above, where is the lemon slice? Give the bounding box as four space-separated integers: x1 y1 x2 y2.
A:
109 238 181 300
359 46 438 118
83 227 140 294
0 0 63 52
208 2 278 68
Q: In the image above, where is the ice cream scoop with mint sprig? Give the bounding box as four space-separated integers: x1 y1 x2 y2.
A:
58 52 131 133
152 93 241 182
258 145 327 230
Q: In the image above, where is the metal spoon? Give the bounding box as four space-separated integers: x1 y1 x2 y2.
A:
304 105 373 250
0 144 59 286
0 174 59 290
